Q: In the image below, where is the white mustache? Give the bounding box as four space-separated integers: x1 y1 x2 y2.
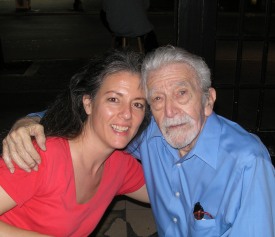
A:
163 115 192 128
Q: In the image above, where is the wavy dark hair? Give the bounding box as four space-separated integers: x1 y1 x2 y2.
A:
40 49 151 140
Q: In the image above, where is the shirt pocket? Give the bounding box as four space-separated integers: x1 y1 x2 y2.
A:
190 218 217 237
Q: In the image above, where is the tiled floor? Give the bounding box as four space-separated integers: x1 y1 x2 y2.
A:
90 197 157 237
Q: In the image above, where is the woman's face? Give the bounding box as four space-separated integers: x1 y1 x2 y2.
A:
84 71 146 150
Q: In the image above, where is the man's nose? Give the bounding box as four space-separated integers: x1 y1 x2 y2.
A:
164 97 179 118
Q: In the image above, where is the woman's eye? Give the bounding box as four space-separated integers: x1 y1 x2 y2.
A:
134 102 145 109
108 97 118 102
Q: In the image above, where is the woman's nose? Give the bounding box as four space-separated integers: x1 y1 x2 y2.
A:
119 105 132 120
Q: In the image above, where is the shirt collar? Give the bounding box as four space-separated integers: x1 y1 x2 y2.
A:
191 112 221 169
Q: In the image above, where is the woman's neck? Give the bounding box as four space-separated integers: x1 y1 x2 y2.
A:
69 133 114 172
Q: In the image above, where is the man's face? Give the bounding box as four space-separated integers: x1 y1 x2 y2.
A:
146 63 215 156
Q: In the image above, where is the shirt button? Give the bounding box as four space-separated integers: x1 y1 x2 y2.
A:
175 192 180 197
173 217 178 223
176 163 181 167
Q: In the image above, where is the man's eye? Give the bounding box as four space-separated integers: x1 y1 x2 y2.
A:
179 90 186 95
152 96 161 102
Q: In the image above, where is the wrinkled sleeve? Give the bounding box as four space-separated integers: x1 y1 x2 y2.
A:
228 158 275 237
27 110 46 118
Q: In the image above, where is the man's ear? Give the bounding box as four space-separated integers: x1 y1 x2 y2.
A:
204 87 216 116
82 95 92 115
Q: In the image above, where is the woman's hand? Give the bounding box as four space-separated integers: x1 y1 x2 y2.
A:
2 116 46 173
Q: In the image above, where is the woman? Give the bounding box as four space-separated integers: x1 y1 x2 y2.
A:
0 50 150 236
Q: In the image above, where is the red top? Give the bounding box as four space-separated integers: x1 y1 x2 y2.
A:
0 137 145 237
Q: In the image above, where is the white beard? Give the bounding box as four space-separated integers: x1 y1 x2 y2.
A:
160 114 199 149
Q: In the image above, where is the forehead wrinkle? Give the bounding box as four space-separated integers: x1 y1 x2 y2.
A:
174 80 189 87
150 79 190 93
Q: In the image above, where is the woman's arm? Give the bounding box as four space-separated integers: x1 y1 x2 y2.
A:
2 116 45 173
0 222 53 237
0 187 52 237
125 184 150 203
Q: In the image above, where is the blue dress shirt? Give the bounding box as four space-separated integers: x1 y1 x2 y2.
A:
131 112 275 237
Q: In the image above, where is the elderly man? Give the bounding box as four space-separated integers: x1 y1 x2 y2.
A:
2 46 275 237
